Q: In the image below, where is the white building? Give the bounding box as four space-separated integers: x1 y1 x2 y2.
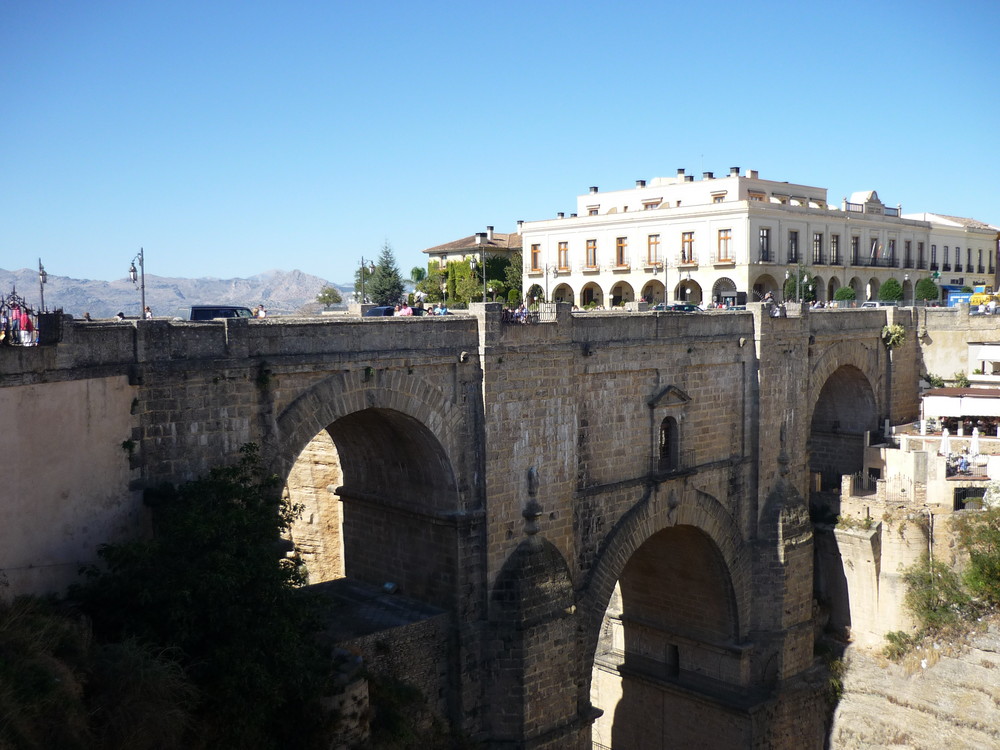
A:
519 168 999 307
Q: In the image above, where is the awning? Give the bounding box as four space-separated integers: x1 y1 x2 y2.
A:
924 391 1000 418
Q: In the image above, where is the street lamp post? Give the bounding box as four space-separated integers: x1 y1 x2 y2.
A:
128 248 145 318
469 250 487 302
359 258 375 304
904 273 910 305
38 259 47 312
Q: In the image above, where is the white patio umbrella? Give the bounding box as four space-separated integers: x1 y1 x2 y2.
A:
970 427 981 457
940 428 951 456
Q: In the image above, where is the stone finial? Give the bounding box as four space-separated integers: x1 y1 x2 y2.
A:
523 467 542 536
778 423 790 477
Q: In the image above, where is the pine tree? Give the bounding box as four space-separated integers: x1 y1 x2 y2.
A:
367 241 405 306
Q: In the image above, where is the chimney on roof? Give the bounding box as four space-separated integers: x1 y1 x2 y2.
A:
570 213 577 218
636 179 646 188
703 171 714 180
589 186 599 194
517 219 523 232
475 232 486 245
749 169 759 179
685 175 694 182
557 212 565 219
487 225 494 241
677 168 685 177
730 167 740 176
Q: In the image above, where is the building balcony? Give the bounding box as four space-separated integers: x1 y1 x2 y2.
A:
942 263 952 272
916 259 927 270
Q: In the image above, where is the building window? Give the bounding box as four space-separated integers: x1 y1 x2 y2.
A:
558 241 569 270
643 200 661 210
616 237 628 266
887 239 896 265
979 249 984 273
931 244 938 270
658 416 679 472
712 194 725 203
788 231 799 263
759 228 771 262
647 234 661 265
586 239 597 268
917 241 925 268
749 191 765 202
530 244 541 271
717 229 732 261
904 240 912 267
851 236 860 265
812 232 824 264
831 234 840 265
681 232 694 263
588 208 599 216
968 247 973 272
943 246 950 271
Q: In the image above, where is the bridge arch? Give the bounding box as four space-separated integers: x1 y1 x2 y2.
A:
808 339 883 487
271 370 471 609
580 485 752 747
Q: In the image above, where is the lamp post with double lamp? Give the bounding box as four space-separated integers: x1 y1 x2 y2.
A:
359 258 375 304
785 268 801 302
128 248 145 318
469 251 487 302
904 273 910 305
37 259 47 312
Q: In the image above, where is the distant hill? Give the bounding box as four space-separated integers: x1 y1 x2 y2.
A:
0 268 352 319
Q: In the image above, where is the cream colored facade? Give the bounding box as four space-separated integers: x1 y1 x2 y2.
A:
521 168 999 307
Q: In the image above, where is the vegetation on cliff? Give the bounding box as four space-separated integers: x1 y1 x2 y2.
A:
1 444 334 750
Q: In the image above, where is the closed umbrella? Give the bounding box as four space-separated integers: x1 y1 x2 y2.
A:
970 427 981 458
940 428 951 456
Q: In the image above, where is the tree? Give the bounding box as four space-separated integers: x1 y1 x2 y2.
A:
834 286 857 302
915 277 940 304
879 277 904 302
782 267 815 302
410 266 426 284
72 444 332 748
367 241 405 306
316 285 342 308
504 251 523 293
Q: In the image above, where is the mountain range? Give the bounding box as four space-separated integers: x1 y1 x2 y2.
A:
0 268 349 319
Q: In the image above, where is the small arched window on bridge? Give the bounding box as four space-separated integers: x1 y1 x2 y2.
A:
658 416 679 472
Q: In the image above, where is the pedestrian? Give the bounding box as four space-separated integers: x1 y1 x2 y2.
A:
115 311 125 322
256 305 267 319
82 312 92 322
144 306 153 319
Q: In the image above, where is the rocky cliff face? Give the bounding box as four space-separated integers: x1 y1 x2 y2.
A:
830 620 1000 748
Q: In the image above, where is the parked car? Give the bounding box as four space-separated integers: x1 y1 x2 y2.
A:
362 306 426 317
189 305 254 320
860 301 898 308
665 303 702 312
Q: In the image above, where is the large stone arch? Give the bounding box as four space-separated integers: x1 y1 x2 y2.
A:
269 368 473 608
807 339 883 488
581 484 754 747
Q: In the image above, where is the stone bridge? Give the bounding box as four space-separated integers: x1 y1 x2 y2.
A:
0 304 923 748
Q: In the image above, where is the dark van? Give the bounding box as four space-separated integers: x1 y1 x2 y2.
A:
189 306 255 321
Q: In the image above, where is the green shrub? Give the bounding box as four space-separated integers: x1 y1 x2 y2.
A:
834 286 856 302
879 277 904 302
954 372 971 388
954 507 1000 606
902 555 973 631
883 630 918 660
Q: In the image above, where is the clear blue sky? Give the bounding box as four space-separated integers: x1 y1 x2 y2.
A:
3 1 998 285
